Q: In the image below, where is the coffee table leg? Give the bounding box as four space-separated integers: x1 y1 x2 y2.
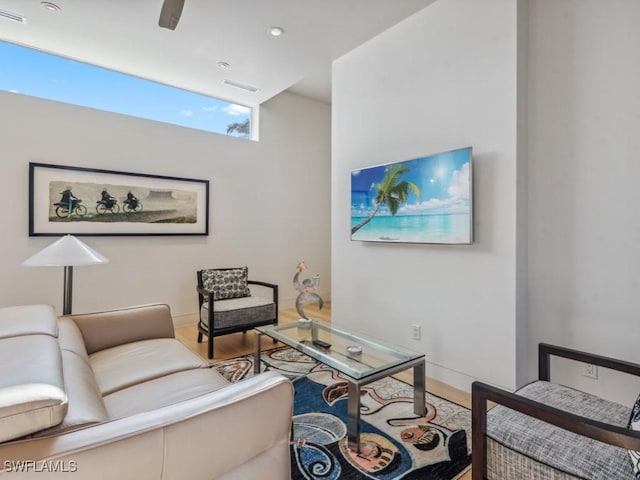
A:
413 359 426 416
347 381 361 453
254 332 263 374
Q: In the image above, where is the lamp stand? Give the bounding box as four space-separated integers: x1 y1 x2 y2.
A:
63 265 73 315
23 235 108 316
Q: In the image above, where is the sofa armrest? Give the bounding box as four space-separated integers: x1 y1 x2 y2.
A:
538 342 640 381
0 372 294 480
65 304 175 355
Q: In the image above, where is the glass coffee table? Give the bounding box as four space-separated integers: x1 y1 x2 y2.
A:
254 319 426 453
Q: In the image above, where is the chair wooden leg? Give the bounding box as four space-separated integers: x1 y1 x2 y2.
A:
197 332 203 343
208 335 214 359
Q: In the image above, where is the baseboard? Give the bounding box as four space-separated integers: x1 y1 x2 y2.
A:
173 312 198 327
427 362 479 394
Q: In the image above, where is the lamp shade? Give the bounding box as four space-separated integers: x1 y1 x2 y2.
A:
23 235 109 267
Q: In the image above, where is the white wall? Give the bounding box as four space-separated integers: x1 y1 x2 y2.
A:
332 0 523 391
333 0 640 401
527 0 640 404
0 90 331 324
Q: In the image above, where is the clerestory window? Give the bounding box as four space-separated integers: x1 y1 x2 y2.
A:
0 40 254 139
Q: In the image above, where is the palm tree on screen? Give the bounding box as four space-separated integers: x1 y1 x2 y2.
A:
351 164 420 235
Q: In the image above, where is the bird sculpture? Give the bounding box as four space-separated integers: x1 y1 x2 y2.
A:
293 261 323 319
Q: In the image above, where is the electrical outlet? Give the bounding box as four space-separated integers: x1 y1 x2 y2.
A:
411 324 421 341
583 363 598 379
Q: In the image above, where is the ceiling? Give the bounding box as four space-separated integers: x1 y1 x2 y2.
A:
0 0 435 107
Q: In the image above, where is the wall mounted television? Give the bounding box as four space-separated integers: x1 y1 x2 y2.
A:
350 147 473 244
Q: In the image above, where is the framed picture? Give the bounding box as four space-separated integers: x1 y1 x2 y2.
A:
350 147 473 244
29 163 209 236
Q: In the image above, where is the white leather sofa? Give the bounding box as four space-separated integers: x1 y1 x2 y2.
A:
0 303 294 479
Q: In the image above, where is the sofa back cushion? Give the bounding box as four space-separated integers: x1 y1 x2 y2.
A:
0 304 57 340
67 304 175 355
201 267 251 300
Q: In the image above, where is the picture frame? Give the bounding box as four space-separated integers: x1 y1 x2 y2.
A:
29 162 210 236
350 147 473 244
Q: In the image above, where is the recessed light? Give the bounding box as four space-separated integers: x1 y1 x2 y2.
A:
269 26 284 37
217 62 230 70
41 2 61 12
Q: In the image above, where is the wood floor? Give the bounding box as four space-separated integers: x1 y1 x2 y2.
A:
174 302 472 480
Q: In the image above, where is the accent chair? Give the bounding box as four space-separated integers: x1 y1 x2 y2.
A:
472 343 640 479
196 267 278 359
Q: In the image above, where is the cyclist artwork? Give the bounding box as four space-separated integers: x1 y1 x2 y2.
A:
31 162 208 236
51 187 146 218
53 187 87 218
96 189 119 214
123 191 143 213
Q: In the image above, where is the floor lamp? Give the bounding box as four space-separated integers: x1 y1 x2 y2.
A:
23 235 109 315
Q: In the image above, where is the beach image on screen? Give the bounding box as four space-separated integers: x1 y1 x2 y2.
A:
350 147 472 244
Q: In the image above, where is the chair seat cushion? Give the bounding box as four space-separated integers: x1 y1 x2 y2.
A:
89 338 208 396
104 369 229 419
200 297 275 332
487 380 633 480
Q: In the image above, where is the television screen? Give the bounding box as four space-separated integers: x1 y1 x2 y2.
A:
350 147 473 244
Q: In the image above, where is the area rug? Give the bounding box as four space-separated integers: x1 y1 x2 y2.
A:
212 346 471 480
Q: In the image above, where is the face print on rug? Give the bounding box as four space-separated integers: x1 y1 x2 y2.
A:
292 412 403 477
389 415 469 463
307 364 469 469
214 347 471 479
338 433 401 475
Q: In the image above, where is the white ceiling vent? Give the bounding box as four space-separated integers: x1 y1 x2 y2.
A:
0 9 26 23
222 79 259 93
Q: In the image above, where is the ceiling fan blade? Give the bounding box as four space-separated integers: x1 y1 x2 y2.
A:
158 0 184 30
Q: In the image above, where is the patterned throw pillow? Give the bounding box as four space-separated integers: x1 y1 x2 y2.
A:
202 267 251 300
628 393 640 477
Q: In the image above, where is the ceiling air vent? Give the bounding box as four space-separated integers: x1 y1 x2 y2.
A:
0 8 26 23
222 79 259 93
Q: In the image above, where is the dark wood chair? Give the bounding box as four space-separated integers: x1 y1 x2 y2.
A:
472 343 640 479
196 267 278 359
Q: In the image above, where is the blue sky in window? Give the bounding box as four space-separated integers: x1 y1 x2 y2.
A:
351 147 471 216
0 41 251 136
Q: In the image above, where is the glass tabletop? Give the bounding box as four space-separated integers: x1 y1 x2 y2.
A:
256 319 424 381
